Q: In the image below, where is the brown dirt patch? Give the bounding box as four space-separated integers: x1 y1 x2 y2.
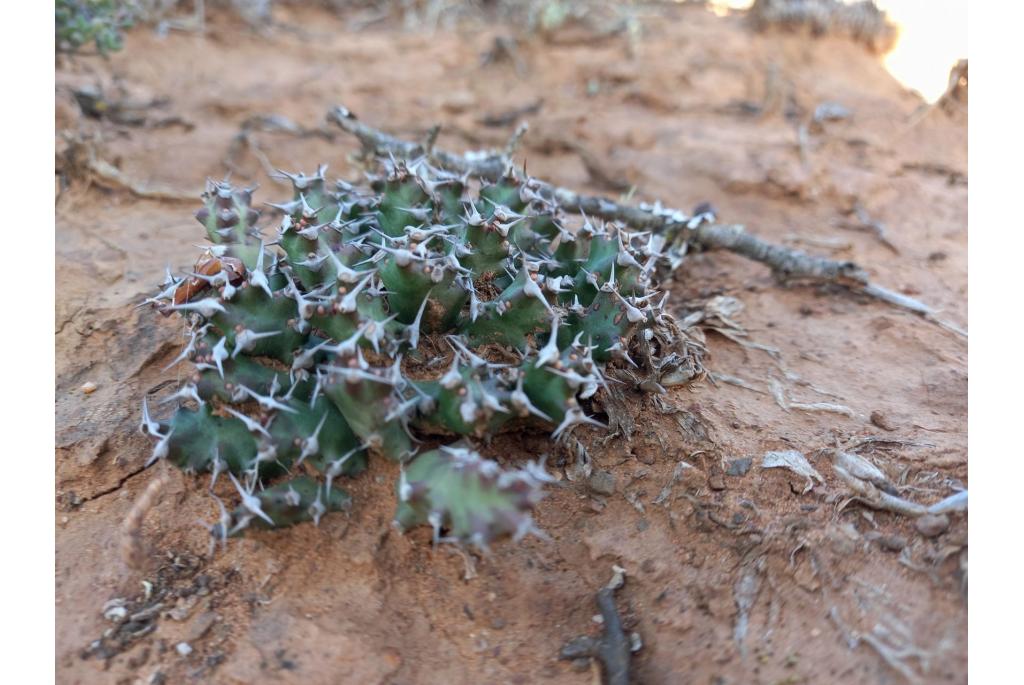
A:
56 5 966 684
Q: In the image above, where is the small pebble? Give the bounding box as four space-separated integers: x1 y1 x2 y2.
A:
104 606 127 623
725 457 752 477
587 470 616 496
176 642 193 657
915 513 950 538
81 381 97 395
870 410 898 431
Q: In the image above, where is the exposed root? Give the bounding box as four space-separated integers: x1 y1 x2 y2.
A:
829 448 968 519
121 468 171 571
828 605 933 683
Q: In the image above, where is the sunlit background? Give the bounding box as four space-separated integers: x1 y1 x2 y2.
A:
709 0 968 103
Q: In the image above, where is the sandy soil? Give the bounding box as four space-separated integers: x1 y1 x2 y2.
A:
56 4 967 684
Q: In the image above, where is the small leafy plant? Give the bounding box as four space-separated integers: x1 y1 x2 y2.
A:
56 0 135 55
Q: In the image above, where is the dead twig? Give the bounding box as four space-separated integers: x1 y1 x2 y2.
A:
559 569 634 685
326 105 964 338
834 202 899 254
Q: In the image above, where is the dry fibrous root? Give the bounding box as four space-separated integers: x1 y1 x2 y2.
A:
142 152 704 549
747 0 898 55
328 106 966 339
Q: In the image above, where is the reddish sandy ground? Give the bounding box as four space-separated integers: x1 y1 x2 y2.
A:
56 5 966 684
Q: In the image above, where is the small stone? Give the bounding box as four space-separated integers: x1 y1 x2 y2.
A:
708 475 726 491
490 617 506 630
725 457 752 477
676 463 706 489
870 410 898 431
187 612 217 641
175 642 193 657
81 381 97 395
103 605 127 623
587 470 616 496
915 514 950 538
168 596 198 621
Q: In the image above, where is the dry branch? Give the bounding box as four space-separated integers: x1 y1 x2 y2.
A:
559 568 633 685
327 106 964 337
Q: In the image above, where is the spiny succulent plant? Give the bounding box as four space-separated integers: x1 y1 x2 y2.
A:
142 156 701 549
56 0 135 55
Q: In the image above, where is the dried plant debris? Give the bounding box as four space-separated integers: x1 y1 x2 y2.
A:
761 449 823 493
831 448 967 523
559 566 637 685
747 0 898 54
82 552 212 664
142 152 704 549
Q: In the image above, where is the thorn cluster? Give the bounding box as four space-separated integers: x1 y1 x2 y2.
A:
143 156 701 548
